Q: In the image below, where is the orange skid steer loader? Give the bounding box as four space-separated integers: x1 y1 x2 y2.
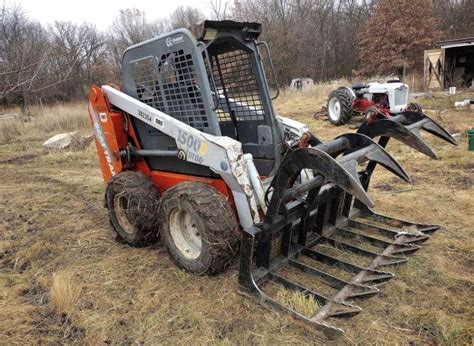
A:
88 20 456 338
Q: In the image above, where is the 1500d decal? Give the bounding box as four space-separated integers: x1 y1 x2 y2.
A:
177 129 208 164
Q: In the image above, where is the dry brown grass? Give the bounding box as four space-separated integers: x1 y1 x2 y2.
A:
0 102 90 144
49 271 81 317
0 88 473 344
276 289 319 317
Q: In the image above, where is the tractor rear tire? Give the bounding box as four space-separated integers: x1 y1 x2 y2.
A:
159 182 239 275
105 171 160 247
327 88 355 125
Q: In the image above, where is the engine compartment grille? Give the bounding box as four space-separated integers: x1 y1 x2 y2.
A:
394 86 408 106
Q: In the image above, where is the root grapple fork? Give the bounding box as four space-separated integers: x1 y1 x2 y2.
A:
238 114 456 338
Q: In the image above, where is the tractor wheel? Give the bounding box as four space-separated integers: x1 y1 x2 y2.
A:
407 102 423 113
326 88 355 125
159 182 239 275
105 171 160 246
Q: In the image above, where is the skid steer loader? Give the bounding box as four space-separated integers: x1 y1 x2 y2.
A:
88 20 456 338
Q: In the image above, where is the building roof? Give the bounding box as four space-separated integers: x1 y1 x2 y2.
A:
437 37 474 49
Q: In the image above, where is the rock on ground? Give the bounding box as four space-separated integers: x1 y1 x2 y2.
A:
42 132 93 151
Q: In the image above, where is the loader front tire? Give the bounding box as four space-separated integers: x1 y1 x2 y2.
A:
105 171 160 246
159 182 239 275
327 88 355 125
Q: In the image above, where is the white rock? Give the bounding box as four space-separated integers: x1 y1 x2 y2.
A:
42 132 78 150
0 113 19 121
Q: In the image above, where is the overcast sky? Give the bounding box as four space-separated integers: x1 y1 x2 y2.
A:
7 0 217 30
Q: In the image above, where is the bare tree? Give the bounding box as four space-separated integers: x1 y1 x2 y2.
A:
232 0 374 83
209 0 231 20
0 5 67 108
108 8 166 80
433 0 474 39
169 6 204 30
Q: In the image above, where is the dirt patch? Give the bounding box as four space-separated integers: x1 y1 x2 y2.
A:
373 182 395 192
451 176 472 189
0 154 38 165
462 161 474 171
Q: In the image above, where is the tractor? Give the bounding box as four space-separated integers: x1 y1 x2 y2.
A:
88 20 456 338
326 81 422 125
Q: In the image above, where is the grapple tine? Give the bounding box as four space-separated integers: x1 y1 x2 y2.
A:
268 147 374 215
335 133 411 183
394 111 457 145
365 149 411 182
400 235 431 244
269 272 363 318
345 283 380 299
301 248 395 284
359 270 395 285
347 219 431 244
357 119 437 159
325 303 362 318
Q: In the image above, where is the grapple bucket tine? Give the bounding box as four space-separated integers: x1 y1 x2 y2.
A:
345 283 380 299
326 304 362 319
365 149 411 182
301 248 395 284
395 111 457 145
399 235 431 244
357 119 437 159
269 147 374 215
359 270 395 285
269 272 363 318
335 133 411 183
422 120 457 145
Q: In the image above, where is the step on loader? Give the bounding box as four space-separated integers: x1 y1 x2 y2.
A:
88 20 456 338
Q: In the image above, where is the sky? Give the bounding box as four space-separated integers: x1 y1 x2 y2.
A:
6 0 217 30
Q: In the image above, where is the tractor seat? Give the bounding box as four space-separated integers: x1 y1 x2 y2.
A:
352 82 368 90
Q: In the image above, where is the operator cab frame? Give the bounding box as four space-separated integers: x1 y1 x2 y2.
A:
121 20 284 177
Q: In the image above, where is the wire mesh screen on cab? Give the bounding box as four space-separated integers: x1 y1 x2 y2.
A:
131 50 210 131
210 50 265 122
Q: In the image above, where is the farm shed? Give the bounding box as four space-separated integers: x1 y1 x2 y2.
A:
424 37 474 89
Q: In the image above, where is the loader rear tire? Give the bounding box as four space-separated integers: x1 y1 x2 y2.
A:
159 182 239 275
105 171 160 247
327 88 355 125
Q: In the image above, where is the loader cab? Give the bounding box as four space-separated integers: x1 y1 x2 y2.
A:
121 20 284 178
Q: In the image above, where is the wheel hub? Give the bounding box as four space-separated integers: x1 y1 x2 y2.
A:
328 97 341 121
169 208 202 260
113 194 136 235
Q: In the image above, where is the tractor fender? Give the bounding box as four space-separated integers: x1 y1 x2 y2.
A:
338 86 356 99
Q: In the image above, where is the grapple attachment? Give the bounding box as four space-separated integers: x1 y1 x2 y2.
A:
358 111 457 154
239 114 455 338
357 110 457 189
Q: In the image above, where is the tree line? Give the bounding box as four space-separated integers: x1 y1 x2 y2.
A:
1 0 473 109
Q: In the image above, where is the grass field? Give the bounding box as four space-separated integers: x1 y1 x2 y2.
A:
0 88 473 344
